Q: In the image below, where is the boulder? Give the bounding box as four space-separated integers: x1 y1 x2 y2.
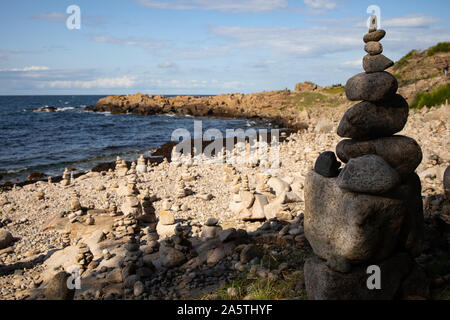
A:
0 229 13 249
337 155 401 194
305 171 408 263
363 54 394 73
304 253 413 300
267 177 291 196
444 166 450 199
345 72 398 102
336 136 422 178
240 244 262 264
44 272 75 300
314 151 341 178
363 30 386 43
388 173 424 258
202 225 222 239
159 245 186 268
337 95 409 139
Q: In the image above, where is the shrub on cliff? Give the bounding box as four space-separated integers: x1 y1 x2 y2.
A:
410 83 450 109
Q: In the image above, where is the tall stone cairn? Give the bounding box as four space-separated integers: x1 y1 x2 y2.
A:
304 18 428 300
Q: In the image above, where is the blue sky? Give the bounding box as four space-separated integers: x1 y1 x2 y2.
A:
0 0 449 95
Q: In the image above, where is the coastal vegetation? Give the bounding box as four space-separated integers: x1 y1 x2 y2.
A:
410 83 450 109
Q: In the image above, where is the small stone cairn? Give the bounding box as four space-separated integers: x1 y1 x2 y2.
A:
76 243 94 272
61 168 71 186
304 19 426 300
136 155 147 174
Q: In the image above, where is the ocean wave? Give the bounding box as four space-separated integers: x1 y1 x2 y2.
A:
0 167 28 175
56 107 76 112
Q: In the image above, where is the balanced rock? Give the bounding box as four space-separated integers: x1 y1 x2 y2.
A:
304 253 413 300
305 171 409 264
336 155 400 194
364 41 383 55
136 155 147 174
336 136 423 178
314 151 341 178
337 94 409 139
363 29 386 43
363 54 394 73
345 72 398 102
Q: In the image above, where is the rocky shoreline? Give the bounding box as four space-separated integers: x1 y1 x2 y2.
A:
0 97 449 300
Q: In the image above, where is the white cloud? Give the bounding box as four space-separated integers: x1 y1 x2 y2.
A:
158 61 176 68
304 0 337 10
211 26 361 57
92 35 165 51
341 59 362 68
0 66 50 72
40 76 136 89
32 12 66 22
383 14 440 28
136 0 288 13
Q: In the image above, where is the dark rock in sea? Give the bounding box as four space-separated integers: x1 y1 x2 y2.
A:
345 72 398 102
337 94 409 139
444 166 450 199
304 253 413 300
363 54 394 73
26 172 47 181
364 41 383 55
314 151 341 177
45 272 75 300
363 30 386 43
33 106 57 112
336 136 423 178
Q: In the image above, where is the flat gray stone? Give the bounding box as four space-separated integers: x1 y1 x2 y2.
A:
345 72 398 102
337 94 409 139
363 54 394 73
337 155 401 194
336 135 422 178
363 30 386 43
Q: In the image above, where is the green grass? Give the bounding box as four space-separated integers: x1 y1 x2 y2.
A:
410 83 450 109
427 42 450 56
285 91 342 110
321 86 346 95
201 248 313 300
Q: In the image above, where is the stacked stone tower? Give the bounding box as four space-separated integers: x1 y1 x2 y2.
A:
304 19 427 300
